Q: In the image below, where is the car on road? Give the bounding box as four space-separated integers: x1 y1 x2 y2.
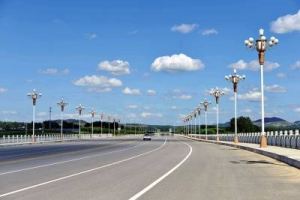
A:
143 134 152 141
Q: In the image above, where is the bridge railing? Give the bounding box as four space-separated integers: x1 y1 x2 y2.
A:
188 129 300 149
0 133 113 145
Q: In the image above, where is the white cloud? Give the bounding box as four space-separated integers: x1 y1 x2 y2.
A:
122 87 141 95
146 90 156 96
126 105 138 109
205 87 232 95
37 112 48 117
0 110 17 115
230 88 261 102
144 106 151 110
276 73 287 78
291 61 300 70
171 106 178 110
140 112 163 118
265 84 287 93
84 33 97 40
151 53 204 73
229 60 280 72
270 10 300 34
241 109 252 114
98 60 130 75
294 108 300 113
85 87 112 93
202 29 218 35
39 68 70 75
171 23 198 33
0 88 7 93
179 94 192 100
73 75 122 87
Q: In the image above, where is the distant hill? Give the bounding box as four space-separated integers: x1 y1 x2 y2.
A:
253 117 293 127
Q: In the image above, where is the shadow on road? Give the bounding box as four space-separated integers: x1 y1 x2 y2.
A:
230 160 285 166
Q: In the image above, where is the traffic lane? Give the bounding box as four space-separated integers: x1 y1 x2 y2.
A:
0 137 165 196
0 137 142 160
140 138 300 200
0 137 143 165
0 137 191 200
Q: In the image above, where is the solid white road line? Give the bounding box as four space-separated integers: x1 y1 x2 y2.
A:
0 138 167 198
129 142 193 200
0 141 146 176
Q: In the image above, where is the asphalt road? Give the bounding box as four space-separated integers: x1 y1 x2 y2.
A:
0 136 300 200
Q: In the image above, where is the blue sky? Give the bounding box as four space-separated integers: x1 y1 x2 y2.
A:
0 0 300 125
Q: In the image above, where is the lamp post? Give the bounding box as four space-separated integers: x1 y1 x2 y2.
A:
193 111 197 136
108 116 111 135
196 108 201 138
189 115 192 135
113 117 116 137
100 113 104 137
90 109 96 138
76 104 85 137
225 69 246 144
57 98 68 141
27 89 42 143
210 87 225 142
244 28 279 148
200 99 211 140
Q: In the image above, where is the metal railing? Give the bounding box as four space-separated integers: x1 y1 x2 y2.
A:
188 129 300 149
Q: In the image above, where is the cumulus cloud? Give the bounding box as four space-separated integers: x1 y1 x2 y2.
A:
205 87 232 95
294 108 300 113
73 75 123 87
291 61 300 70
276 73 287 78
39 68 70 75
171 23 198 33
270 10 300 34
202 29 218 35
171 106 178 110
151 54 204 73
122 87 141 95
265 84 287 93
146 90 156 96
85 87 112 93
179 94 192 100
98 60 131 75
229 60 280 72
126 105 138 109
140 112 163 118
84 33 97 40
230 88 261 102
0 88 7 93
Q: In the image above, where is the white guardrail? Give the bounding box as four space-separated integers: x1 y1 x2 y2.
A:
0 134 113 146
189 129 300 149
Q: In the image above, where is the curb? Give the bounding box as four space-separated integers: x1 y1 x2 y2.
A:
184 136 300 169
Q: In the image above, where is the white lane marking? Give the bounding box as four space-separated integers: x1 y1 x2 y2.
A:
0 141 146 176
0 138 167 198
129 142 193 200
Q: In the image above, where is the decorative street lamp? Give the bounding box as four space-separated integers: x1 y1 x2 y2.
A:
113 117 116 137
210 87 225 142
57 98 68 141
225 69 246 144
244 28 279 148
118 119 121 135
27 89 42 143
196 107 201 138
189 114 193 135
76 104 85 136
193 111 197 135
90 109 96 138
108 116 111 135
200 99 211 140
100 113 105 137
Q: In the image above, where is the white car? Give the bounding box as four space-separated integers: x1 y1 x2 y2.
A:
143 134 152 141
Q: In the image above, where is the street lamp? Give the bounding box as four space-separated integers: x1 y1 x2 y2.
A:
90 109 96 138
189 114 193 135
193 111 197 136
225 69 246 143
100 113 105 137
210 87 225 142
113 117 116 137
200 99 211 140
108 116 111 135
76 104 85 137
244 28 279 148
196 107 201 138
57 98 68 141
27 89 42 143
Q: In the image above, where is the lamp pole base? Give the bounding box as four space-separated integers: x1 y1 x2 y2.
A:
234 136 239 144
31 136 35 143
260 135 268 148
216 136 220 142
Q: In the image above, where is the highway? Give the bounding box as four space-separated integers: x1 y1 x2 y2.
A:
0 136 300 200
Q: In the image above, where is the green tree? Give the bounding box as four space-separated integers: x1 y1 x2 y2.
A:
230 116 259 133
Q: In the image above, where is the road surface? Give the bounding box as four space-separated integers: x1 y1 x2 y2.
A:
0 136 299 200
